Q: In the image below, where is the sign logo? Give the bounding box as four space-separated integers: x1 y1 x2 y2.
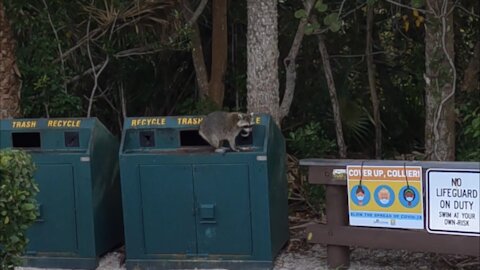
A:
426 169 480 236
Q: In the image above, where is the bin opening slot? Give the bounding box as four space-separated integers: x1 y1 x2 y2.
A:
235 130 253 146
180 129 253 148
180 130 209 146
12 132 41 148
64 132 80 147
139 131 155 147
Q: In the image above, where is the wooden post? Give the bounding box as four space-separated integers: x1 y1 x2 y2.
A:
325 185 350 269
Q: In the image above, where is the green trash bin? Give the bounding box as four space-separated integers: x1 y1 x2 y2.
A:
0 118 123 269
119 114 289 270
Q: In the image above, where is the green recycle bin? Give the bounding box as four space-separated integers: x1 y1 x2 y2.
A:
119 114 289 270
0 118 123 269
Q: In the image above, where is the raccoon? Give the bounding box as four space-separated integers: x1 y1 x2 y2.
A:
199 111 254 152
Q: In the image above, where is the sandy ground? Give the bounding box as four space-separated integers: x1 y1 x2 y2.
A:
16 243 480 270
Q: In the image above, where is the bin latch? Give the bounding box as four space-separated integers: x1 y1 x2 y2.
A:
35 204 44 223
199 204 216 224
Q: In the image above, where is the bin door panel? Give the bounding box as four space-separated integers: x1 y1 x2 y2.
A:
27 164 77 253
139 165 196 254
194 164 252 255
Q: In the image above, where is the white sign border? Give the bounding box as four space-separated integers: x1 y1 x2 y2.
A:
426 168 480 236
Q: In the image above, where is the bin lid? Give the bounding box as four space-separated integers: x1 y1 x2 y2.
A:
120 115 272 153
0 118 112 152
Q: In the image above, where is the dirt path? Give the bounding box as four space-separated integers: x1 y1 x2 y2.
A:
17 244 479 270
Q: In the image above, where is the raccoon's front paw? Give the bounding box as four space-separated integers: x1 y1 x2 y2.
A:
215 148 227 153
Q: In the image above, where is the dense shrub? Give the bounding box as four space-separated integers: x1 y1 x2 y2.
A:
457 105 480 161
286 122 335 213
287 121 336 158
0 149 39 269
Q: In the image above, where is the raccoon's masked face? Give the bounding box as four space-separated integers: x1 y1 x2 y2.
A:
237 113 254 137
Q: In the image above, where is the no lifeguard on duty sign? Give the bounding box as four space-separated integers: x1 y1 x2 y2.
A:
426 169 480 236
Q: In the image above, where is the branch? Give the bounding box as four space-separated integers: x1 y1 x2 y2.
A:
208 0 228 107
181 0 209 98
86 56 109 117
342 3 366 18
366 4 382 159
120 82 127 119
310 2 367 35
338 0 347 18
67 61 107 84
385 0 431 14
316 33 348 158
42 0 67 93
279 0 315 120
189 21 209 98
433 0 456 161
114 47 164 58
185 0 209 26
329 51 386 58
57 5 155 62
86 14 110 117
55 27 103 63
455 3 480 18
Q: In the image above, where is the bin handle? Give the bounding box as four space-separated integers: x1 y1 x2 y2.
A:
198 203 216 224
35 204 45 223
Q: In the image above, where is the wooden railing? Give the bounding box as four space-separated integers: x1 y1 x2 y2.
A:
299 159 480 269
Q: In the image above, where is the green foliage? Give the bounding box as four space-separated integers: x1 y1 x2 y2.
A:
464 109 480 141
455 1 480 161
304 22 321 35
315 0 328 13
411 0 425 9
287 122 336 158
0 150 39 269
5 0 185 121
5 0 83 117
176 98 223 115
294 9 308 19
339 101 373 147
294 0 342 34
305 184 326 213
323 12 340 32
457 104 480 161
3 0 478 161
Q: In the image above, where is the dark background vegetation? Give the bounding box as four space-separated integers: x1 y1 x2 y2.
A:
3 0 479 161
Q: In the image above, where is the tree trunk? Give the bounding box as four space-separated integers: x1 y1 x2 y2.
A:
424 0 456 161
0 1 21 119
246 0 280 125
183 0 227 108
317 35 347 158
366 5 382 159
279 0 315 121
189 13 209 99
182 0 209 99
208 0 228 107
